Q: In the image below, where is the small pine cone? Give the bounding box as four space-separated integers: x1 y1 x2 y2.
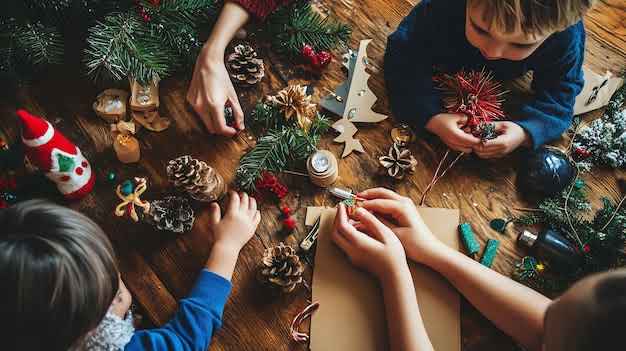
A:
227 44 265 87
166 155 226 202
147 196 195 233
258 243 304 293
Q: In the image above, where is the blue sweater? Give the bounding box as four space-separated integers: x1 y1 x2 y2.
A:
384 0 585 148
125 270 231 351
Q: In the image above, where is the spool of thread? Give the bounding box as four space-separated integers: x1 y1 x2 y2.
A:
307 150 338 187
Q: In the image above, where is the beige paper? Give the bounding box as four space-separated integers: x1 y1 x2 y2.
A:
310 207 461 351
573 67 624 116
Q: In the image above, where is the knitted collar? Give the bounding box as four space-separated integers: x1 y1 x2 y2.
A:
74 310 135 351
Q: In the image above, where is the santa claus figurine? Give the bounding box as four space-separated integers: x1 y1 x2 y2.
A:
17 109 95 199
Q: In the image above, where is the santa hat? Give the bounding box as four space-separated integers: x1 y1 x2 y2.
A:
17 109 95 200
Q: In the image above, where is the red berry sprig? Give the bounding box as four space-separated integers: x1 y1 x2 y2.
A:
255 171 289 200
300 44 332 71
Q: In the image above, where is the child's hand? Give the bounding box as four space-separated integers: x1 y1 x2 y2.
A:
209 191 260 253
331 203 407 281
358 188 440 263
425 113 481 153
474 121 530 158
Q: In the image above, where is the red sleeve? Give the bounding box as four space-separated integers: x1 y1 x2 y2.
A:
229 0 293 21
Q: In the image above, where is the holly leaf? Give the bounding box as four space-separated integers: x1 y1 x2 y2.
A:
57 153 75 172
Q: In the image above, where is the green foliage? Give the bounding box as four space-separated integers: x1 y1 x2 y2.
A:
513 179 626 293
0 19 63 80
84 12 170 84
265 0 351 56
236 100 331 193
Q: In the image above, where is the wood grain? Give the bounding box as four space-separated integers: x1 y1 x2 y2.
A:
0 0 624 350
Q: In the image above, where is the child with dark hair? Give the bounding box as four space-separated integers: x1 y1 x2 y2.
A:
0 191 260 351
331 187 626 351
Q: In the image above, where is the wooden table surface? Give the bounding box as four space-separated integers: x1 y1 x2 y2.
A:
1 1 625 350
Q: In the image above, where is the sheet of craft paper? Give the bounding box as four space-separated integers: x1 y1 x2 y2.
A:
573 67 624 116
309 207 461 351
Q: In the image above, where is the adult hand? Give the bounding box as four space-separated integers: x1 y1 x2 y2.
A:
358 187 441 264
425 113 481 153
331 203 407 281
474 121 530 159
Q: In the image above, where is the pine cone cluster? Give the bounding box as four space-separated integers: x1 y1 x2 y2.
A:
166 155 226 202
227 44 265 87
258 243 304 293
147 196 195 233
267 85 317 132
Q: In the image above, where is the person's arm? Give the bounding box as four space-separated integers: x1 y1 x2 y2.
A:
514 23 585 149
358 188 551 351
125 192 260 351
187 1 292 136
421 242 550 351
384 0 443 129
332 204 434 351
380 260 434 351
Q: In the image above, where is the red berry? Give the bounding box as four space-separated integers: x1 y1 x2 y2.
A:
583 244 591 253
283 216 297 231
281 206 291 216
309 55 321 69
301 44 316 59
575 147 591 159
316 51 332 68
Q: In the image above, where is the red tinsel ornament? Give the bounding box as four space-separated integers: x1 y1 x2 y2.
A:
434 68 506 132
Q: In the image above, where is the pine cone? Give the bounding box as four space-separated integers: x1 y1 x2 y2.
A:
147 196 194 233
258 243 304 293
166 155 226 202
379 143 417 179
267 85 317 132
227 44 265 87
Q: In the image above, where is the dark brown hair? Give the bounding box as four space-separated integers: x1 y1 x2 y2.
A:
0 200 119 351
581 272 626 350
469 0 594 36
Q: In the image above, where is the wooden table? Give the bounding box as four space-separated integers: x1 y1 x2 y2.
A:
0 1 624 350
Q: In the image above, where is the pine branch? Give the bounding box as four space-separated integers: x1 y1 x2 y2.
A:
265 1 351 56
236 127 296 192
13 22 64 66
84 11 172 84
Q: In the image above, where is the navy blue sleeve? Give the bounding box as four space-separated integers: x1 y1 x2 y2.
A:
384 0 444 130
125 270 232 351
515 22 585 148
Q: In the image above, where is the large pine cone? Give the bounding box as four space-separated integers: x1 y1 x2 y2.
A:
227 44 265 87
258 243 304 293
166 155 226 202
147 196 194 233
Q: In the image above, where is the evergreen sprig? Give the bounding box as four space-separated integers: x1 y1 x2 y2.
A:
0 19 63 80
265 0 351 56
513 179 626 293
236 102 331 192
84 12 171 84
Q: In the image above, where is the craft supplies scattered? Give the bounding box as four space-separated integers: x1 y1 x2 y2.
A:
518 229 582 268
480 239 500 268
115 178 150 222
300 215 322 252
458 222 480 257
306 150 338 187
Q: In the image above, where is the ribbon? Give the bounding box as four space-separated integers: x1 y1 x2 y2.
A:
290 302 320 343
115 177 150 222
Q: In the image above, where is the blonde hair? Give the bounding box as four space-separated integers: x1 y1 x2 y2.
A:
469 0 594 36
